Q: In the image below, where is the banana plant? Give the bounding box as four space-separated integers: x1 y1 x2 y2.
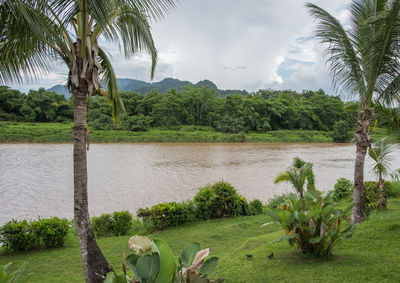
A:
267 190 356 256
104 236 223 283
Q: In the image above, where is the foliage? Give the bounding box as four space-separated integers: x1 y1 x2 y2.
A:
266 193 298 209
31 217 69 248
137 202 196 230
0 220 39 252
268 190 355 257
274 160 315 198
88 115 115 130
91 211 133 237
0 217 70 251
364 181 380 213
385 181 400 198
0 262 26 283
0 85 355 134
194 182 244 220
104 236 223 283
331 120 351 142
249 199 263 215
112 211 133 236
91 214 115 237
121 114 153 132
333 178 353 201
215 115 246 133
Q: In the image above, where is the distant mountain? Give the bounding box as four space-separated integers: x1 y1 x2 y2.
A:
47 77 248 97
47 85 71 99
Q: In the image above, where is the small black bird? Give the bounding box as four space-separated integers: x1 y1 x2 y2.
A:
268 252 274 259
246 254 253 258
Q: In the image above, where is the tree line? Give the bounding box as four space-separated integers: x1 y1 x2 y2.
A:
0 85 357 134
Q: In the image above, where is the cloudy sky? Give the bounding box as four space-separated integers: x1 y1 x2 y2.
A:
8 0 351 94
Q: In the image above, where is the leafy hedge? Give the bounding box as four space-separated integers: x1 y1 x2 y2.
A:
137 182 264 230
91 210 133 237
0 217 69 252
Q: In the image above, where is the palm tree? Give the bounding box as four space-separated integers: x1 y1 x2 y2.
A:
307 0 400 223
274 161 314 199
368 138 397 209
0 0 176 281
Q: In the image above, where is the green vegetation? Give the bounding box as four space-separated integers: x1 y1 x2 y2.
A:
91 211 133 238
1 198 400 282
107 236 222 282
0 121 341 143
333 178 353 202
0 217 69 252
0 86 358 134
136 182 263 230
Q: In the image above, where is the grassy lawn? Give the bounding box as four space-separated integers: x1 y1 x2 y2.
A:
1 198 400 282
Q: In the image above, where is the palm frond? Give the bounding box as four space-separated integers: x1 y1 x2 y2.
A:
97 47 125 123
306 3 365 100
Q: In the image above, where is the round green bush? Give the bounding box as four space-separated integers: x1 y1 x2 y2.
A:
333 178 353 201
112 211 133 236
194 181 244 219
249 199 263 215
91 213 114 237
33 217 69 248
0 220 38 251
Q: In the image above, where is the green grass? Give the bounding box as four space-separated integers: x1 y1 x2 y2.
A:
0 122 336 143
1 198 400 282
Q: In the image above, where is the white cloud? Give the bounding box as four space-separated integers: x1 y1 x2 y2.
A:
5 0 352 94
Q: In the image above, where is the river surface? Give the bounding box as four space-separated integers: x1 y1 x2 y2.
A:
1 143 399 224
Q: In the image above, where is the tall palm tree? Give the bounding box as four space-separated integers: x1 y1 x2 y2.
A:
368 138 397 209
274 161 314 199
0 0 176 281
307 0 400 223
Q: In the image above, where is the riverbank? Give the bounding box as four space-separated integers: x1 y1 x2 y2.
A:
1 198 399 282
0 121 385 143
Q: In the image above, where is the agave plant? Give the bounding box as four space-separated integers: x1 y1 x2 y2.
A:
104 235 223 283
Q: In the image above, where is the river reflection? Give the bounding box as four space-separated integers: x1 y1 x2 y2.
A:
1 143 399 224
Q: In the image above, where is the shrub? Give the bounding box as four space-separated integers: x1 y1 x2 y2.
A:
332 120 351 142
194 181 243 219
121 114 152 131
0 220 39 251
215 115 246 133
112 211 133 236
386 181 400 198
333 178 353 201
88 114 114 130
364 181 379 212
268 190 355 257
32 217 69 248
91 213 114 237
249 199 263 215
146 201 196 230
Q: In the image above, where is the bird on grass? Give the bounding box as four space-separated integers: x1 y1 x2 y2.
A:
268 252 274 259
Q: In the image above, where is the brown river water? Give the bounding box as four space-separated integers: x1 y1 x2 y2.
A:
1 143 399 224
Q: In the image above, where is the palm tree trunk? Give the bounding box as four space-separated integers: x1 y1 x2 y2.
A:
352 108 374 224
73 83 109 282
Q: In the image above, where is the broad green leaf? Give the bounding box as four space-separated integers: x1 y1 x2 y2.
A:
309 237 321 243
136 253 160 282
152 238 176 283
128 235 153 253
104 271 118 283
265 211 281 222
179 242 201 267
199 257 219 276
126 254 142 280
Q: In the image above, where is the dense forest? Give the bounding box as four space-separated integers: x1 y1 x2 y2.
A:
0 85 357 134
